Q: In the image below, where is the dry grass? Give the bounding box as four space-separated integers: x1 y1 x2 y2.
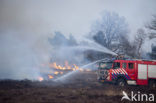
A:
0 72 155 103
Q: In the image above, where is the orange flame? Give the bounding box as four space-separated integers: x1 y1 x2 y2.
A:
49 61 79 71
38 77 44 81
39 61 93 81
60 71 63 74
48 61 92 72
48 75 53 79
79 68 84 72
40 61 92 80
65 61 71 70
86 69 91 71
54 71 59 75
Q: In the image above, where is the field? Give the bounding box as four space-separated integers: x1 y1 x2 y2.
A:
0 71 155 103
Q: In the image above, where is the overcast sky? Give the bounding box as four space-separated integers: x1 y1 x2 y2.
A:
0 0 156 38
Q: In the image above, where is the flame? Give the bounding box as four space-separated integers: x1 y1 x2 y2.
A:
49 61 79 71
40 61 92 80
79 68 84 72
86 69 91 71
54 71 59 75
38 77 44 81
52 62 58 69
48 61 92 72
48 75 53 79
60 71 63 74
73 64 79 70
65 61 71 70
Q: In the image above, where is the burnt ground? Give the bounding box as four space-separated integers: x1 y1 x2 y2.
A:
0 71 156 103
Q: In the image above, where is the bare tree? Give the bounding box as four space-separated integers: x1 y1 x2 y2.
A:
134 29 147 58
146 15 156 39
118 35 136 57
146 15 156 59
91 11 129 52
149 45 156 59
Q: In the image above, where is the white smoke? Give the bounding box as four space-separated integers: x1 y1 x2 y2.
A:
0 1 53 80
0 30 52 80
0 0 116 80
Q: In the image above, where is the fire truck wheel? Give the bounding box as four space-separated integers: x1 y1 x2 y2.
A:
149 80 156 89
117 78 127 87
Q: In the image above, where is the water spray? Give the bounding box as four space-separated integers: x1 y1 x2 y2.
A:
54 58 111 81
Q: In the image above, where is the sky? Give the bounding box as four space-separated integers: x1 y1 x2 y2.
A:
0 0 156 38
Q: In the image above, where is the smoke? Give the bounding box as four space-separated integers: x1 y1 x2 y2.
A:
0 30 53 80
49 32 116 66
0 0 53 80
0 0 116 80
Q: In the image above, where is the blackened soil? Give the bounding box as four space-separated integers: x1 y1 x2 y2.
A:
0 71 155 103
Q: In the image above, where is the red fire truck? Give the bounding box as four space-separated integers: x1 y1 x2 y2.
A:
97 59 156 87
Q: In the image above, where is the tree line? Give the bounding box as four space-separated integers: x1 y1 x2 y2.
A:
91 11 156 59
49 11 156 60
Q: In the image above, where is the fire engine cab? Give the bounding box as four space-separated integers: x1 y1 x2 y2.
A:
97 59 156 87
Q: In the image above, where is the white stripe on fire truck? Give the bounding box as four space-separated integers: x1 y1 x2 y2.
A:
123 69 128 74
112 69 116 74
111 70 114 74
116 69 120 74
118 69 122 74
116 70 119 74
120 68 125 74
116 69 119 74
112 69 117 74
119 69 123 74
112 69 115 74
121 68 127 74
118 69 123 74
113 70 116 74
119 69 125 74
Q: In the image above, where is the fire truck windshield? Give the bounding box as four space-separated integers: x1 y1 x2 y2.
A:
99 62 113 70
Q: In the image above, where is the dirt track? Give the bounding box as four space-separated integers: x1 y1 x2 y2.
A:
0 71 155 103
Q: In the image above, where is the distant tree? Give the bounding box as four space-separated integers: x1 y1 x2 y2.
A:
68 34 77 46
118 35 136 58
48 32 68 47
133 28 147 58
149 45 156 59
48 32 77 47
91 11 129 53
144 15 156 59
146 15 156 39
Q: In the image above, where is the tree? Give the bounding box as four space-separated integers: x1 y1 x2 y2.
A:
91 11 129 53
149 45 156 59
146 15 156 39
133 29 147 58
118 35 136 58
68 34 77 46
48 32 77 47
144 15 156 59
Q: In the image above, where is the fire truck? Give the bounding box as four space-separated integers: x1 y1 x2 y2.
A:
97 59 156 87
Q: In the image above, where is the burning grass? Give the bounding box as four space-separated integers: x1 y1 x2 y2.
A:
38 61 92 81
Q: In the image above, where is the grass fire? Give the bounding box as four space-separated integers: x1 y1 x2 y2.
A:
38 61 91 81
0 0 156 103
